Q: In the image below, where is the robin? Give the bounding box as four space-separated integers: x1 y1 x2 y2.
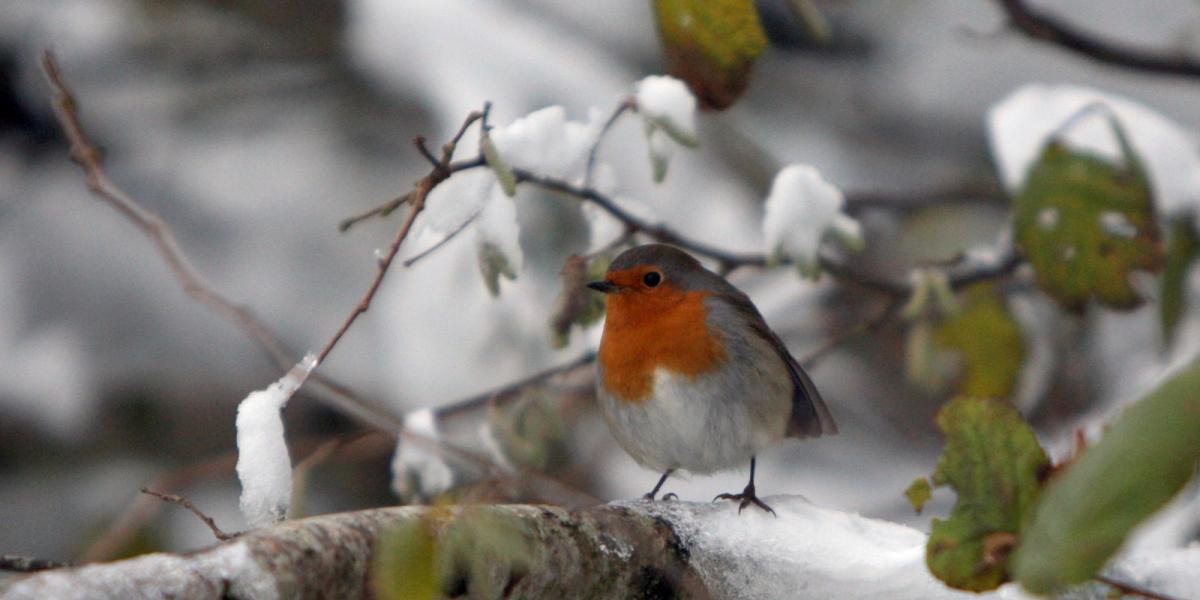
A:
587 244 837 514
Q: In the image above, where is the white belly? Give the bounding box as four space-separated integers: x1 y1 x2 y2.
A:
597 367 789 474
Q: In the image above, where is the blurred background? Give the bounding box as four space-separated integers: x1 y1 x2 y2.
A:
2 0 1199 566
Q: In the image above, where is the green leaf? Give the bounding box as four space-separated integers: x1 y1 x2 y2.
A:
1160 218 1199 346
1012 362 1200 594
487 392 570 473
372 508 536 600
548 255 608 349
477 241 517 297
1013 118 1163 311
652 0 768 110
482 132 518 197
933 283 1025 398
924 397 1049 592
373 517 439 600
905 477 932 514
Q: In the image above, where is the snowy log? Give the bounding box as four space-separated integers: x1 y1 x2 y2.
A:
2 497 1197 600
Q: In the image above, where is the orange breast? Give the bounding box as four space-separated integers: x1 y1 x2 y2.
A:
598 288 727 403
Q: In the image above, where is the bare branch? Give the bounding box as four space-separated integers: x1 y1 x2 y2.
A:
314 106 487 364
798 298 903 369
402 208 482 267
140 488 238 542
1094 574 1190 600
996 0 1200 78
585 96 636 188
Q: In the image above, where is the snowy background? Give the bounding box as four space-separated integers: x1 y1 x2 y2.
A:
1 0 1199 570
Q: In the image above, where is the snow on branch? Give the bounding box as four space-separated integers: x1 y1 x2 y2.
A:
3 498 1196 600
235 353 319 529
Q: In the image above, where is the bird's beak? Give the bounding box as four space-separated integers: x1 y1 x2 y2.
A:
587 279 621 294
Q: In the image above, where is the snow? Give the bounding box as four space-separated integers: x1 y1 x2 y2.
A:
0 540 278 600
391 409 454 499
762 164 864 277
635 76 698 182
987 84 1200 218
637 496 1200 600
642 497 1028 599
635 75 699 146
235 353 318 529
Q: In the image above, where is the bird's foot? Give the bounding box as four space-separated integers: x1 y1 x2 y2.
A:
662 492 679 501
714 483 776 516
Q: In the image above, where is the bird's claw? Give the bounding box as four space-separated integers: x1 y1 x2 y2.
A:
662 492 679 501
713 486 776 516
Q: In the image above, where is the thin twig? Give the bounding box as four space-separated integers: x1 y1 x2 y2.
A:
140 488 239 541
798 298 903 368
0 555 72 573
315 107 487 364
585 97 636 188
1094 574 1190 600
433 352 596 420
996 0 1200 78
403 209 482 267
338 193 410 232
40 50 393 431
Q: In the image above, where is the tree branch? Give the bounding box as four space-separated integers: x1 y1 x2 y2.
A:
996 0 1200 78
139 489 238 542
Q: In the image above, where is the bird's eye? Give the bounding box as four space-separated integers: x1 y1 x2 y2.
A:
643 271 662 288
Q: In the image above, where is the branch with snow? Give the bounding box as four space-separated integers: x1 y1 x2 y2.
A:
235 353 319 529
763 164 865 278
3 498 1195 600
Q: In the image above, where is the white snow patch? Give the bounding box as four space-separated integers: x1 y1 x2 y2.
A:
635 75 698 145
987 84 1200 218
763 164 864 277
639 497 1031 599
235 353 318 529
391 409 454 499
0 540 279 600
635 76 698 181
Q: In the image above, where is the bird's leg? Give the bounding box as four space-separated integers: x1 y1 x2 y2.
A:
643 469 674 500
714 457 776 516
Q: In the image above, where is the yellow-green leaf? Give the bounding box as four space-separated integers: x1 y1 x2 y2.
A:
548 254 608 348
373 517 439 600
1013 118 1163 311
652 0 768 110
477 241 517 297
1160 218 1199 346
1013 362 1200 594
905 477 932 514
933 283 1025 398
924 397 1049 592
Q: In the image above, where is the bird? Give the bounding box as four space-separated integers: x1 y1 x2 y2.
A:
587 243 837 514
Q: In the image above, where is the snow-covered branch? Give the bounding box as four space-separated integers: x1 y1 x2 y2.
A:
4 498 1195 600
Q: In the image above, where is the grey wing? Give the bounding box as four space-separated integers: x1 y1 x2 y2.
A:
708 282 838 438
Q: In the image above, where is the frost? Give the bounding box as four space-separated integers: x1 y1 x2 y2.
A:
762 164 864 278
635 75 699 147
987 84 1200 218
236 353 319 529
391 409 454 500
